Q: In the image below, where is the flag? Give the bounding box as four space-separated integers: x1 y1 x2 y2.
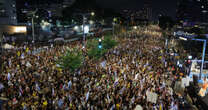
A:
0 83 4 90
36 83 40 91
159 103 163 110
26 47 29 53
107 94 110 103
68 80 72 89
58 99 63 107
114 78 119 87
21 53 25 59
17 51 20 57
7 73 11 80
85 91 90 101
43 101 48 106
19 87 23 96
52 88 55 96
100 60 106 68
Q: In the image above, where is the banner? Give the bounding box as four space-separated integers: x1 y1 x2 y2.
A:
146 91 158 104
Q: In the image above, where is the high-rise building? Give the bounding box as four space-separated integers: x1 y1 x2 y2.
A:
16 0 75 23
177 0 208 23
0 0 17 25
144 0 152 21
120 0 153 22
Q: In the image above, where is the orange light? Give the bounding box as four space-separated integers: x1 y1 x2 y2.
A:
14 26 27 33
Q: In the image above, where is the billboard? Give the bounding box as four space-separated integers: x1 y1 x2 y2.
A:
0 25 27 35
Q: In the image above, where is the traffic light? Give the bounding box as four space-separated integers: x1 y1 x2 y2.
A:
98 39 102 49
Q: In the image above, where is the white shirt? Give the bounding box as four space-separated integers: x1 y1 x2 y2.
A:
7 73 11 80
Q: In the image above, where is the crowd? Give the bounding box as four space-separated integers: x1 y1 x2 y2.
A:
0 29 190 110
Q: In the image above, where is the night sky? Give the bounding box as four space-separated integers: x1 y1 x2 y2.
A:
96 0 177 19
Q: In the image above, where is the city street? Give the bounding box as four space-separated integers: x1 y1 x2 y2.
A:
0 26 203 109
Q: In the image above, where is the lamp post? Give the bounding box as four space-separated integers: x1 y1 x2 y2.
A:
32 16 35 43
81 12 95 48
113 18 117 36
112 22 115 36
29 9 38 43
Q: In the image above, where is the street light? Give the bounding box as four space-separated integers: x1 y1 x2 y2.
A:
89 20 94 25
82 12 95 48
91 12 95 16
133 26 137 30
113 18 117 36
98 38 102 49
29 9 38 43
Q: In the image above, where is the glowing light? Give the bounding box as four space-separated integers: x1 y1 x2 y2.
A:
40 21 51 31
91 12 95 16
14 26 27 33
188 56 192 59
98 45 102 49
74 26 79 30
84 26 89 34
89 20 94 25
113 18 117 22
179 37 187 41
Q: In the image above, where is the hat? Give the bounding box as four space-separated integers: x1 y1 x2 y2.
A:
43 101 48 106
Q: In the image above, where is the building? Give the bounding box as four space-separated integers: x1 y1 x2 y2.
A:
120 0 153 24
177 0 208 24
0 0 17 25
144 0 153 21
16 0 75 23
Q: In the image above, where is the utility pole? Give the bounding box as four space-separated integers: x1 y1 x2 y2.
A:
82 15 86 48
81 12 95 48
32 16 35 43
28 9 38 43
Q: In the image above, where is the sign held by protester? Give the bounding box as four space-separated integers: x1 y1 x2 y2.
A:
146 91 158 104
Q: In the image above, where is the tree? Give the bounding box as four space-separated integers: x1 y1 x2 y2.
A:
57 49 83 72
102 35 117 49
87 34 117 60
159 16 174 30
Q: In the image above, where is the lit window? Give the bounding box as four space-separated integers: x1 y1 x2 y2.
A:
202 5 204 8
11 16 16 19
202 10 208 13
0 9 5 13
